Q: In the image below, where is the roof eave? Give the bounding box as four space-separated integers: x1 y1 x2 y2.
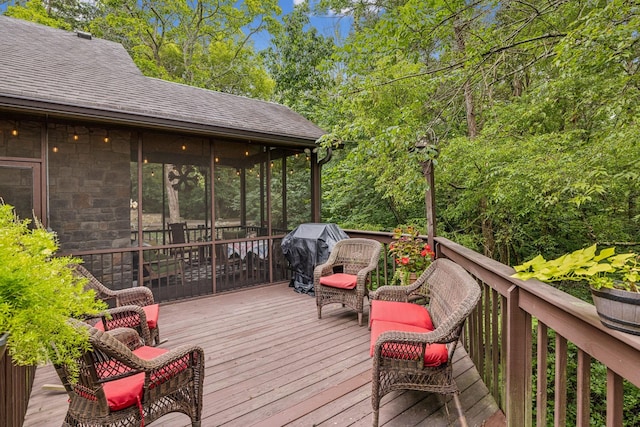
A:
0 95 322 148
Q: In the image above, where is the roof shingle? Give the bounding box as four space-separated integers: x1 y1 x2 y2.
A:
0 16 325 143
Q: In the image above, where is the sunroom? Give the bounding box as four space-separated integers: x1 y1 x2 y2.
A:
0 16 326 300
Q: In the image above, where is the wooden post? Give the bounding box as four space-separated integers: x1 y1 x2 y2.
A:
506 284 531 427
423 159 436 250
311 151 320 222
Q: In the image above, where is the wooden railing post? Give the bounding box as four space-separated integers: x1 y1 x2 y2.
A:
505 284 531 427
423 159 436 250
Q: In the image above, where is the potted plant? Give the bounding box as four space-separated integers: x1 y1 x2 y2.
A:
512 244 640 335
0 203 106 374
388 225 436 286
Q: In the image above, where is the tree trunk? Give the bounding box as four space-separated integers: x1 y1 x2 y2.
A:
455 18 495 258
165 164 181 224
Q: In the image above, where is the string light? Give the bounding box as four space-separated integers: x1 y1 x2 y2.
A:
52 146 59 153
181 144 187 151
11 122 18 136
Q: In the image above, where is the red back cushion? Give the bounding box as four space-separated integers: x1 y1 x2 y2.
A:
370 300 434 330
320 273 358 289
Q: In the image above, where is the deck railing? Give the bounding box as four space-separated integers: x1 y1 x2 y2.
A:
5 230 640 426
347 230 640 426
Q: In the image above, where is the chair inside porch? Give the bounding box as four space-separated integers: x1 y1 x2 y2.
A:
24 282 504 427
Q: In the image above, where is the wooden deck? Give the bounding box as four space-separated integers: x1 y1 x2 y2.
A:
23 282 503 427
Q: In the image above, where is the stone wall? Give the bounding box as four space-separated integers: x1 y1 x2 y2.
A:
48 123 132 252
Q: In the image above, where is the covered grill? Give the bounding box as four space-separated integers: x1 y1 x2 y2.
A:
281 223 349 295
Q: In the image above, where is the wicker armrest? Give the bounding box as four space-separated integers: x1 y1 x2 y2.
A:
370 262 437 302
105 327 145 351
369 284 414 302
102 305 152 345
126 345 205 389
314 262 335 278
114 286 155 307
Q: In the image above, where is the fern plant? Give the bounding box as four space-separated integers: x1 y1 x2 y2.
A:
0 203 106 377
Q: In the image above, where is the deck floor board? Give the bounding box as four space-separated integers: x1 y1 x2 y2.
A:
23 282 502 426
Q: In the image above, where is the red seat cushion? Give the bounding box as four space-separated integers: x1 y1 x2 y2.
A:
320 273 358 289
370 320 448 367
101 346 168 411
370 300 434 330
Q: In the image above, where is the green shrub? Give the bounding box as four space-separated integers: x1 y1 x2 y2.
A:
0 203 106 377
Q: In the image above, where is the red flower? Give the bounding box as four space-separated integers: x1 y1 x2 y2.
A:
400 257 410 265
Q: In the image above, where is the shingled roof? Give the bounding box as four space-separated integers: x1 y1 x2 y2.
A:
0 16 325 145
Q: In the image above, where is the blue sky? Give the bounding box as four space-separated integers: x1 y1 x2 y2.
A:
251 0 352 51
0 0 352 51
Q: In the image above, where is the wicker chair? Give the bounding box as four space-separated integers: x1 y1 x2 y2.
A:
71 264 161 346
369 258 481 427
54 323 204 427
314 238 382 326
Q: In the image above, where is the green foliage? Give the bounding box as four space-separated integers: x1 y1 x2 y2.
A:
0 204 106 372
513 244 640 292
532 327 640 426
88 0 279 98
314 0 639 264
5 0 74 29
263 2 335 122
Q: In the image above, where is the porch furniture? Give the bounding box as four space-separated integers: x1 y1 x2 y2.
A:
314 238 382 326
72 264 161 346
54 323 204 427
143 248 185 289
228 240 269 260
272 239 289 278
213 244 241 273
222 229 247 240
369 258 481 427
168 222 197 264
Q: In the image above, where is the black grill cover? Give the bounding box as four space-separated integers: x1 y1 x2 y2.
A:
281 223 349 295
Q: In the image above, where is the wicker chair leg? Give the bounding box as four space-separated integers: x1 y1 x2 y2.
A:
372 409 379 427
453 393 468 427
317 305 322 319
358 312 363 326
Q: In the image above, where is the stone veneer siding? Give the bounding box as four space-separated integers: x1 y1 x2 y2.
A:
47 124 132 253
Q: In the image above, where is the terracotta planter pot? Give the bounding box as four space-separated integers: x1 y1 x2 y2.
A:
590 287 640 336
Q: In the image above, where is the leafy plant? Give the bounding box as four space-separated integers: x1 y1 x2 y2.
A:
512 244 639 292
388 225 435 285
0 203 106 376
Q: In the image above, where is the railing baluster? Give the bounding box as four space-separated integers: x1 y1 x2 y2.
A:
607 369 623 427
537 322 548 427
576 349 591 427
554 334 567 427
